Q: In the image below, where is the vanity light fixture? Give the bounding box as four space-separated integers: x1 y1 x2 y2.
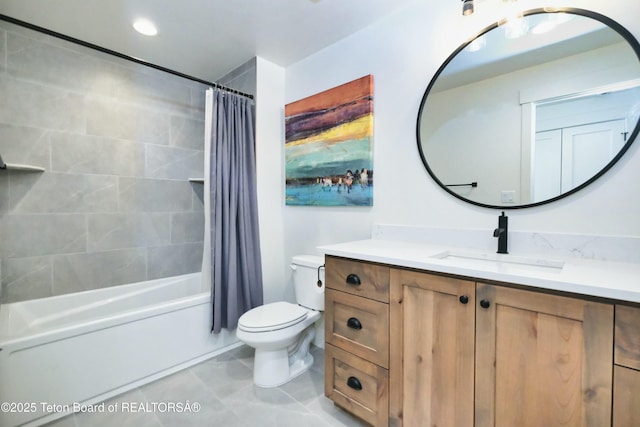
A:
462 0 527 20
133 18 158 36
462 0 474 16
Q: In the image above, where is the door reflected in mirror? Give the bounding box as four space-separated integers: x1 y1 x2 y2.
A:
533 86 640 202
417 8 640 208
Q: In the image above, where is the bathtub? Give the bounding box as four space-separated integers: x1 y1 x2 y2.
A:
0 273 240 427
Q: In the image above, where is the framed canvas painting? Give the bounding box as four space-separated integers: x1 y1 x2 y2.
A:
285 75 374 206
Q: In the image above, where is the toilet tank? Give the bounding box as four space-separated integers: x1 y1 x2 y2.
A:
291 255 325 311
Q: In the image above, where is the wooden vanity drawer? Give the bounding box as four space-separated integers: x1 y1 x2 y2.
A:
325 256 389 303
325 344 389 427
325 289 389 368
615 304 640 370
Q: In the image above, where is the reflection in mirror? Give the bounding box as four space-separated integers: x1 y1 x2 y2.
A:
418 9 640 208
533 86 640 202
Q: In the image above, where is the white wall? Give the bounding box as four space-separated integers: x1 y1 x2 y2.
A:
278 0 640 263
254 1 640 305
255 57 288 303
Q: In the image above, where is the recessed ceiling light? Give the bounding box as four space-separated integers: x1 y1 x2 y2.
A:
133 18 158 36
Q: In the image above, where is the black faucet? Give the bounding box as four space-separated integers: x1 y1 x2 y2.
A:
493 211 508 254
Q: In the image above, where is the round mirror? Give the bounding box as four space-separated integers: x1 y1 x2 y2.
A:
417 8 640 208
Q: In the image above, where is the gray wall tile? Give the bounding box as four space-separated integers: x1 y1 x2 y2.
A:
0 21 250 303
88 213 171 252
218 57 257 96
52 249 147 294
191 182 204 211
118 177 194 212
0 123 49 168
50 131 145 176
0 213 86 258
190 87 207 111
0 174 8 214
10 172 118 213
5 169 42 210
0 76 86 132
147 243 203 280
0 29 6 73
0 20 47 42
171 116 205 150
218 58 256 92
1 256 52 303
85 96 170 145
114 64 194 112
171 212 205 244
7 32 119 95
146 145 203 180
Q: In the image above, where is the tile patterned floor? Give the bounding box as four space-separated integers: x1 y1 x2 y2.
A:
44 345 368 427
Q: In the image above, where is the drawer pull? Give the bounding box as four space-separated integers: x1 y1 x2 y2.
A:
346 274 362 286
347 317 363 330
347 376 363 391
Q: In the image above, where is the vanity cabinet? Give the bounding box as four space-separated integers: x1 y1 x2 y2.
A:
613 305 640 427
389 268 614 427
325 257 623 427
324 256 390 427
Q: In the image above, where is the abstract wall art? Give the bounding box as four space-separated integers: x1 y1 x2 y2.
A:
285 75 374 206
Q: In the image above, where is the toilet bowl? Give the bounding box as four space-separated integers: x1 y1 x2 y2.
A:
236 255 324 388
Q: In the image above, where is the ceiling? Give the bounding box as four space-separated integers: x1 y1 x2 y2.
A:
0 0 418 82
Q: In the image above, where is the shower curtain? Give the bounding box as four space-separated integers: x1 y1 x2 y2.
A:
202 87 263 333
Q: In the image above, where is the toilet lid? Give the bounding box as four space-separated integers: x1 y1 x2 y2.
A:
238 301 308 332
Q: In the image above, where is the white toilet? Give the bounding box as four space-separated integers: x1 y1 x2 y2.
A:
236 255 325 388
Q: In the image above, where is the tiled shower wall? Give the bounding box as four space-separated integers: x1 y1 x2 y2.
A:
0 21 209 303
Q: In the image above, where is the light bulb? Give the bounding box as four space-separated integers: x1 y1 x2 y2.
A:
133 19 158 36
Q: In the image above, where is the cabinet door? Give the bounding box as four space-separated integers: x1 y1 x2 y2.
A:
613 365 640 427
390 269 475 427
475 283 613 427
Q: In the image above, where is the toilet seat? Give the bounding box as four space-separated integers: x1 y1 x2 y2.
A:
238 301 308 333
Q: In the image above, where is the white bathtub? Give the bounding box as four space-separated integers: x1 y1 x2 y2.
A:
0 273 240 427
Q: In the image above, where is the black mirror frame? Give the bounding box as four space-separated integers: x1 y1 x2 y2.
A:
416 8 640 209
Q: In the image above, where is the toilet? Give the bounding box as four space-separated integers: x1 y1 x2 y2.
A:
236 254 325 388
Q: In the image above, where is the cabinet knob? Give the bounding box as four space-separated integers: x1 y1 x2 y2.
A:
347 376 363 391
459 295 469 304
480 299 491 309
347 317 363 330
346 274 361 286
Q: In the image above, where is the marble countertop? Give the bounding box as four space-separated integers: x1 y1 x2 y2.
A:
318 239 640 303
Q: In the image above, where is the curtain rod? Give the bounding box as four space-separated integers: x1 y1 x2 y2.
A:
0 14 254 100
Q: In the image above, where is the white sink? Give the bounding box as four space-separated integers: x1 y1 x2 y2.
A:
430 250 565 273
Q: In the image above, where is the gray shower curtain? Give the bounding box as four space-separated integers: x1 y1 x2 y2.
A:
208 88 263 333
